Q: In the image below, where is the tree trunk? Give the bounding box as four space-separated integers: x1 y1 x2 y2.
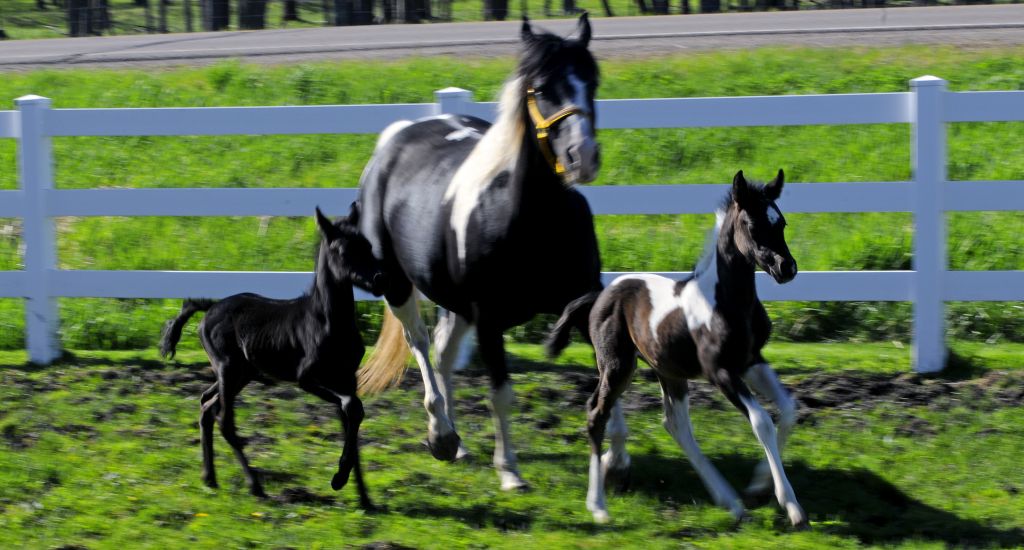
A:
332 0 350 24
381 0 394 22
239 0 267 28
283 0 299 20
635 0 648 12
600 0 614 15
144 0 153 31
322 0 330 24
158 0 168 31
67 0 89 36
201 0 230 30
184 0 193 31
681 0 690 13
651 0 668 13
482 0 507 20
699 0 720 11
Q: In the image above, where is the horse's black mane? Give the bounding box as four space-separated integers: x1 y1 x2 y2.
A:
516 27 598 86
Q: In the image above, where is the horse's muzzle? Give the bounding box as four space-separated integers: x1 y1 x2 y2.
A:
772 258 798 284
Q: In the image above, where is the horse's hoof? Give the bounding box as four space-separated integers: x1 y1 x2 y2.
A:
427 431 462 462
250 486 268 499
360 499 378 512
202 475 218 489
498 471 530 492
331 471 351 491
592 509 611 524
454 444 471 461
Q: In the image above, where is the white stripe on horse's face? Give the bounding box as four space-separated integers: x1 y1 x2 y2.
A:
767 203 782 226
563 72 598 183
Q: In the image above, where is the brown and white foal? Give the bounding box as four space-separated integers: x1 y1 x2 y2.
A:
580 170 805 526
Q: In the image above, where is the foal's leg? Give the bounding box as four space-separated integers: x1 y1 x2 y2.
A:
585 335 636 523
727 379 806 527
298 375 374 509
476 324 527 491
199 382 220 488
742 360 797 497
214 364 261 497
390 296 460 461
433 309 473 459
659 377 745 521
602 402 631 483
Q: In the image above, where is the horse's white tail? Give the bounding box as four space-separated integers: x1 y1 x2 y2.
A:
358 304 412 396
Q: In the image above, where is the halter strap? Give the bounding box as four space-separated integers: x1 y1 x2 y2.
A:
526 88 585 176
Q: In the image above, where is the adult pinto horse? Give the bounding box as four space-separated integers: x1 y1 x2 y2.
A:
356 15 603 490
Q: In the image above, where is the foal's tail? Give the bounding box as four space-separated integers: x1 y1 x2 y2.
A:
159 298 215 359
358 303 412 396
544 290 602 359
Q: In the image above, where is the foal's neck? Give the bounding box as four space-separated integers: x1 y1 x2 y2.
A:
311 254 355 328
713 216 757 310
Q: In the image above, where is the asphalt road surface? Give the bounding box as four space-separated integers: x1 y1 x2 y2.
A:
0 5 1022 68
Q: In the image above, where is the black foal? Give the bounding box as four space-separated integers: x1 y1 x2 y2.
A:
560 170 806 526
159 205 387 507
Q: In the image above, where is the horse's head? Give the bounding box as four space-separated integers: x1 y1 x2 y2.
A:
728 170 797 284
518 13 600 185
315 204 388 296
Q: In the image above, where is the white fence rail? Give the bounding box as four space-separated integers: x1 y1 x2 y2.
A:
2 79 1024 370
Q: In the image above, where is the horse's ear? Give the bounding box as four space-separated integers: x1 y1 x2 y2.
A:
347 201 361 225
732 170 750 205
521 16 535 43
765 169 784 200
573 12 591 47
315 206 335 239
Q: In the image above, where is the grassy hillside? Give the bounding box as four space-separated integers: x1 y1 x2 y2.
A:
1 46 1023 349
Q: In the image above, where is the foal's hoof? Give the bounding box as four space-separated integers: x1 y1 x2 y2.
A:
250 486 268 499
201 475 219 489
427 431 462 462
331 471 351 491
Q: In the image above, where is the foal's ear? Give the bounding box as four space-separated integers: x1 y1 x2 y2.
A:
732 170 751 205
521 16 535 43
315 206 335 239
573 12 591 47
346 201 361 226
765 169 785 201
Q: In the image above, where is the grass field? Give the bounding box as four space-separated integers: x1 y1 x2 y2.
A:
0 342 1022 548
2 46 1024 350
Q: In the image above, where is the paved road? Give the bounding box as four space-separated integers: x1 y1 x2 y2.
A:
1 5 1022 68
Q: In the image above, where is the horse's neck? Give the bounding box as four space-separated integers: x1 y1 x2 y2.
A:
714 225 757 311
310 264 355 329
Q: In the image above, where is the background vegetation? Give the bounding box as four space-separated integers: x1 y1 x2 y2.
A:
0 45 1023 351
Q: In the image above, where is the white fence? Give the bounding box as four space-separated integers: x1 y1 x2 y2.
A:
2 77 1023 370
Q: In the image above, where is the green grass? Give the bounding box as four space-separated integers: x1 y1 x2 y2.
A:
0 342 1022 548
1 46 1023 350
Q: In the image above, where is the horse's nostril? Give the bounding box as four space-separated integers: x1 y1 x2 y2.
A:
566 147 580 169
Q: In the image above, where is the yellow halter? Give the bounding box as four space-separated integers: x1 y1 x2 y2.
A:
526 88 585 175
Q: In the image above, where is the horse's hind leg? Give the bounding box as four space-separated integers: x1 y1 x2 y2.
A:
433 309 473 459
390 294 461 461
585 327 636 523
659 376 745 521
742 360 797 498
199 382 220 488
213 362 260 497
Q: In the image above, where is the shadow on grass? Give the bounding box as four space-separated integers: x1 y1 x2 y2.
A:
663 455 1024 546
515 451 1022 546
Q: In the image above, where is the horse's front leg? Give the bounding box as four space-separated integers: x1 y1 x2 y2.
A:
389 296 461 461
334 395 374 510
742 360 797 497
433 309 474 460
476 325 527 491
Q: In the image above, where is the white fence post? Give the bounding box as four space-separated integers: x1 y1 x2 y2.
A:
16 95 60 365
910 76 948 373
434 87 473 115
